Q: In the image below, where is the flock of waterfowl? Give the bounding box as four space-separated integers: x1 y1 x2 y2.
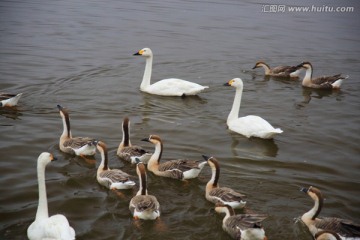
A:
1 47 358 240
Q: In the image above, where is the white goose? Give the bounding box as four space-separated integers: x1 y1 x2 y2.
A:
297 62 347 89
252 61 302 78
117 117 152 164
141 135 207 180
300 186 360 239
57 105 97 157
224 78 283 139
27 152 75 240
96 141 136 190
202 155 246 209
129 159 160 220
0 92 23 107
215 204 268 240
133 47 208 96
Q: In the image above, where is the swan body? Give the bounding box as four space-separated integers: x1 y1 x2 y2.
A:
96 141 136 190
0 92 23 107
133 48 208 96
117 117 152 164
252 61 301 78
27 152 75 240
297 62 347 89
215 204 268 240
224 78 283 139
57 105 97 156
129 160 160 220
141 135 207 180
203 155 246 209
301 186 360 239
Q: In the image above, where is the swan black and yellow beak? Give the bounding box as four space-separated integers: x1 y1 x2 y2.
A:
133 49 144 56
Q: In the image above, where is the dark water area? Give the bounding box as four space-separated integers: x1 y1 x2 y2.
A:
1 0 359 239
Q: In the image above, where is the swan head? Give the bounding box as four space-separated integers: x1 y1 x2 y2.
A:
297 61 313 70
141 135 162 145
38 152 57 165
133 48 153 58
224 78 243 89
300 186 322 202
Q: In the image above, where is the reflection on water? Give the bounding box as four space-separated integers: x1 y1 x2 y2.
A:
1 0 359 239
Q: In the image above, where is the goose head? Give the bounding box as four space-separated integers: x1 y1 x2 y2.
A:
252 61 269 69
38 152 57 165
57 104 69 120
141 135 162 145
96 141 107 154
202 155 219 171
215 204 235 216
297 61 313 70
224 78 243 89
301 186 323 202
133 48 153 58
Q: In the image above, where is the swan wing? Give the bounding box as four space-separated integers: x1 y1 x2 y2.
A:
28 215 75 240
147 78 208 96
228 115 282 138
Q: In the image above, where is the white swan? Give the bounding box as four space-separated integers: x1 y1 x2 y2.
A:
224 78 283 139
133 47 208 96
27 152 75 240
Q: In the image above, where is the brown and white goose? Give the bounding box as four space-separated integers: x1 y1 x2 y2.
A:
202 155 246 209
297 62 347 89
117 117 152 164
129 159 160 220
252 61 302 78
315 230 342 240
141 135 207 180
300 186 360 239
96 141 135 190
57 105 97 157
215 204 268 240
0 92 23 107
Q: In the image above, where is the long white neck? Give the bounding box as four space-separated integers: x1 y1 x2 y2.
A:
302 67 313 86
207 166 219 189
147 142 162 172
302 197 320 221
141 56 153 90
35 161 49 220
61 115 72 139
227 87 242 124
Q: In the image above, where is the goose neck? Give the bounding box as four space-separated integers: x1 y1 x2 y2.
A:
261 63 271 75
98 149 109 172
35 161 49 220
141 57 153 90
304 194 323 220
148 141 163 171
121 121 131 147
137 170 148 196
303 67 313 85
61 114 71 139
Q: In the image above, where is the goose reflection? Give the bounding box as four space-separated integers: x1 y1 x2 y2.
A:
296 88 342 108
0 107 23 120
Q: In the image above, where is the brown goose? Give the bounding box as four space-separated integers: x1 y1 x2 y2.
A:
0 92 23 107
117 117 152 164
301 186 360 239
215 204 268 240
315 230 342 240
297 62 347 89
202 155 246 209
129 159 160 220
57 105 97 156
96 141 135 190
252 61 302 78
141 135 207 180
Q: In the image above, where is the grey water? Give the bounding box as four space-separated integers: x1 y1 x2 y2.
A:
1 0 359 239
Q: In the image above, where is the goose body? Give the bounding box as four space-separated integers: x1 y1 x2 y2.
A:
203 155 246 209
133 48 208 96
141 135 207 180
301 186 360 239
215 204 268 240
252 61 301 78
117 117 152 164
0 92 23 107
57 105 97 156
315 230 342 240
27 152 75 240
224 78 283 139
129 160 160 220
96 141 136 190
298 62 347 89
